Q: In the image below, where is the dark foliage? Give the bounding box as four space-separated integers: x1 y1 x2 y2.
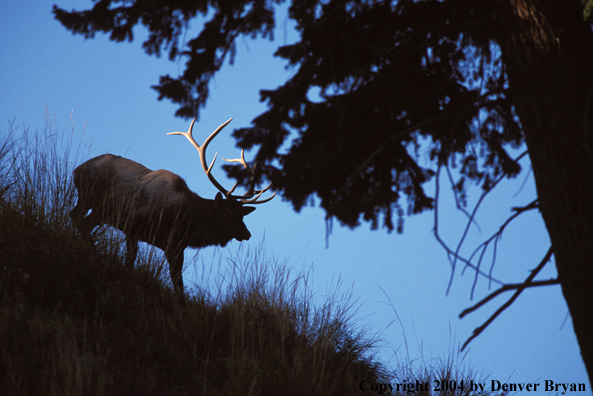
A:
53 0 526 232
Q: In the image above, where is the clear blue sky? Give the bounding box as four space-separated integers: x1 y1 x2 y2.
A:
1 1 589 392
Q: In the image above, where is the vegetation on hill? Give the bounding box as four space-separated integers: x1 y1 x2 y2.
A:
0 118 498 395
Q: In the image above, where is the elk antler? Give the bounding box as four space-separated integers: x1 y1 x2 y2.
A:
167 118 275 204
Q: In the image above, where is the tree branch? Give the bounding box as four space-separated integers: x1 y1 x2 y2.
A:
335 93 501 200
463 198 539 299
447 150 529 295
445 164 481 233
460 246 555 351
433 166 506 286
460 278 558 319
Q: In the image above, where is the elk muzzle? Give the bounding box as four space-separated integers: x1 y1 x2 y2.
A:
236 228 251 242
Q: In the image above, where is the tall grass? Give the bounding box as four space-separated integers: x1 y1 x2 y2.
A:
0 115 500 395
0 114 82 230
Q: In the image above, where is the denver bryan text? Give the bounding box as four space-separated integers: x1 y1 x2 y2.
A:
490 380 586 394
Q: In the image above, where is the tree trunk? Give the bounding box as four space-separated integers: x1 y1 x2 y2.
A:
494 0 593 385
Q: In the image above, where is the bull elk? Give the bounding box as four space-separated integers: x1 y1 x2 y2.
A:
69 118 274 294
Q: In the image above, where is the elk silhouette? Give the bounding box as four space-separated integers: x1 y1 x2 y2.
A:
69 118 274 294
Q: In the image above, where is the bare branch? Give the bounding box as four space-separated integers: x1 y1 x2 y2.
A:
433 166 506 286
460 278 559 319
463 198 539 298
460 246 555 351
445 164 481 233
447 150 529 295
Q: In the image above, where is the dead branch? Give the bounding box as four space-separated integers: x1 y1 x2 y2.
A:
460 246 555 351
447 151 529 295
433 166 506 286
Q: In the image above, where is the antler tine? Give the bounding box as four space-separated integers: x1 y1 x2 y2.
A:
241 184 276 204
167 117 233 197
223 148 248 168
223 149 274 202
223 148 258 198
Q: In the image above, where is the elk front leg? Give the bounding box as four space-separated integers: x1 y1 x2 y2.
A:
165 249 184 294
125 236 139 270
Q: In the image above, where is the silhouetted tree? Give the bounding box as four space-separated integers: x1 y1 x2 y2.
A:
54 0 593 384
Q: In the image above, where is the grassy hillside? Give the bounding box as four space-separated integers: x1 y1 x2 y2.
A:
0 118 498 396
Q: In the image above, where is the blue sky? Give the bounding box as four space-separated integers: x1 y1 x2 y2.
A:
1 1 590 392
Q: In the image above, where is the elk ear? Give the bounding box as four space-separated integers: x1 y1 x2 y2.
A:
214 192 224 208
242 206 256 216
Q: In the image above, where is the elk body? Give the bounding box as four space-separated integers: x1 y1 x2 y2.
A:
69 118 274 294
